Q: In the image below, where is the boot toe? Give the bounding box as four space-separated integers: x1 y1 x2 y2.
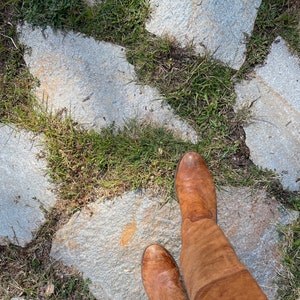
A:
142 244 187 299
175 151 217 221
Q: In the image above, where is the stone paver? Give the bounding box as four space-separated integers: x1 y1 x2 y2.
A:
50 188 298 300
18 24 198 144
0 125 56 247
146 0 262 70
235 37 300 191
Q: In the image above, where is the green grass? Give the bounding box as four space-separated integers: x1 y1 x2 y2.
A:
239 0 300 75
0 0 300 298
38 114 194 205
0 213 95 299
278 218 300 300
19 0 150 46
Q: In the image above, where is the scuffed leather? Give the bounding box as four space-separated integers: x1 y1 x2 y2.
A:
175 152 217 222
142 244 188 300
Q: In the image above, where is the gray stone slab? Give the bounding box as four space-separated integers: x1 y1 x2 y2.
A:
18 24 198 144
146 0 262 70
50 187 298 300
256 37 300 112
0 125 56 247
235 37 300 191
217 187 298 298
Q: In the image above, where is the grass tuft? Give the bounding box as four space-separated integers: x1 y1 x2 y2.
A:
239 0 300 75
38 113 193 205
19 0 150 46
0 0 37 123
0 211 95 299
278 218 300 299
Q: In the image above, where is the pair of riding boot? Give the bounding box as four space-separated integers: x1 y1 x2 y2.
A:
142 152 267 299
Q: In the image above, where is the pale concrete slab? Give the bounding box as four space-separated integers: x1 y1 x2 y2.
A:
235 37 300 191
0 125 56 247
18 24 198 144
51 188 298 300
146 0 262 70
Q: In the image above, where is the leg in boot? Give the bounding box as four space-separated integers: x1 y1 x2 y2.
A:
141 244 188 300
176 152 267 300
181 218 267 299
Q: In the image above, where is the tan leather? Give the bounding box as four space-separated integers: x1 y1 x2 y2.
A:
175 151 217 222
176 152 267 300
181 219 268 300
141 244 188 300
142 152 267 299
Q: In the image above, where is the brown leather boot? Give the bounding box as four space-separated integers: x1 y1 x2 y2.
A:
175 152 267 299
175 151 217 222
141 244 188 300
180 219 268 300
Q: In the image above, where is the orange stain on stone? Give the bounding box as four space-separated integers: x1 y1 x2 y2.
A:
68 240 78 249
121 221 137 247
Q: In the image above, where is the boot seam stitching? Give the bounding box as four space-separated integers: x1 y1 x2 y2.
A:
194 269 249 299
185 214 215 222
